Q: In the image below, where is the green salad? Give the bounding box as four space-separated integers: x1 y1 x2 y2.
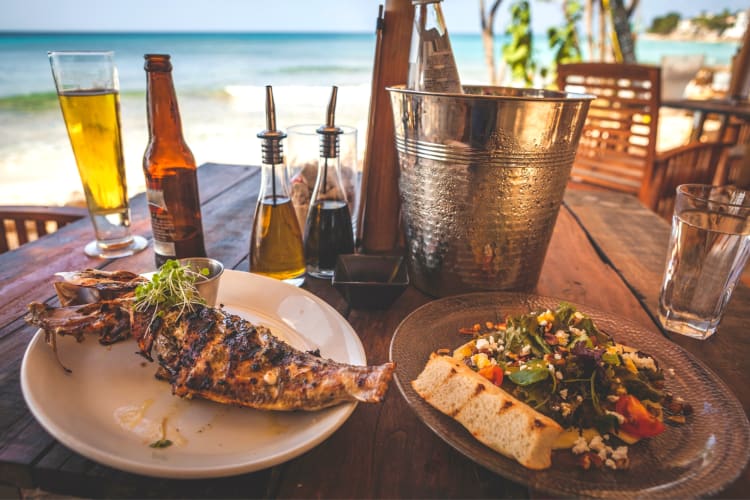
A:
453 303 691 443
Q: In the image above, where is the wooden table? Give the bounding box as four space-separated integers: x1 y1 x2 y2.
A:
662 97 750 142
1 163 748 498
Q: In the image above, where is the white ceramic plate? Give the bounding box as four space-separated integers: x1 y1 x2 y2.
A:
21 270 365 479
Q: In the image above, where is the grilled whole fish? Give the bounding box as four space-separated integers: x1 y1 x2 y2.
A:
25 271 395 411
133 305 394 411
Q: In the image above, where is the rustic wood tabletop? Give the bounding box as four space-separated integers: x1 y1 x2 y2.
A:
0 163 747 498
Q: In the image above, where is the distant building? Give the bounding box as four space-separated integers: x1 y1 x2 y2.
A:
661 8 747 41
723 8 748 40
672 18 720 41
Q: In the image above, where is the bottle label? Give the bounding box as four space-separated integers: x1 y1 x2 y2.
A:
147 187 176 257
422 50 460 91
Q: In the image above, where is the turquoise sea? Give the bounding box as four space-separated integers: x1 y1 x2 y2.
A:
0 32 741 205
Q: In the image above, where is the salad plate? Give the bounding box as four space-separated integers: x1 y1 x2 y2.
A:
389 292 750 498
21 270 365 479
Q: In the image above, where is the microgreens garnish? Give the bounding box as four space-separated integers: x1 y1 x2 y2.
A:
134 260 209 324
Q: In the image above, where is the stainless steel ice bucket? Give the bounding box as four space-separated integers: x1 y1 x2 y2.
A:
387 85 593 296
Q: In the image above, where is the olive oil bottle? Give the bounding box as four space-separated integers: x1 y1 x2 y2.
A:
250 86 305 286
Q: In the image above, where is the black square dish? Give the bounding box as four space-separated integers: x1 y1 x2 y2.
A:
332 254 409 309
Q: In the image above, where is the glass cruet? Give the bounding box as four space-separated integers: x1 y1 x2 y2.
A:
303 85 355 279
249 85 306 286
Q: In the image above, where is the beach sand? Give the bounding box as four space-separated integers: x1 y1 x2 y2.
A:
0 84 708 209
0 85 371 207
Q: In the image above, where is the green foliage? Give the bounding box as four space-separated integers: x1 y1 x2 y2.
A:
502 0 535 86
648 9 737 35
694 9 734 32
648 12 681 34
498 0 583 88
545 0 583 86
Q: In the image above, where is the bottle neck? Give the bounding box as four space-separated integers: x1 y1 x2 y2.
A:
312 154 347 204
259 158 292 204
145 61 185 143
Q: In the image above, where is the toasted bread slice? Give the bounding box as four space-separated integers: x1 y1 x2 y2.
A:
412 353 563 470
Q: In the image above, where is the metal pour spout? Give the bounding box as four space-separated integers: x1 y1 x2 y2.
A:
317 86 342 159
257 85 286 165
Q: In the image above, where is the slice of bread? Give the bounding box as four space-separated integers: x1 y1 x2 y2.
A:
412 353 563 470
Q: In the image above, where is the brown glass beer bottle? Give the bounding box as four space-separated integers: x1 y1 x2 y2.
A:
143 54 207 268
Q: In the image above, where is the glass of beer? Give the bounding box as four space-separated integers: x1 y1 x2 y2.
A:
48 51 147 258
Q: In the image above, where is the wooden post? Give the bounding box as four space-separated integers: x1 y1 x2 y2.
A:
359 0 413 255
728 23 750 101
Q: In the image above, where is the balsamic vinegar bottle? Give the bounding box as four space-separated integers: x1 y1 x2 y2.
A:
249 86 306 286
143 54 207 268
303 86 355 279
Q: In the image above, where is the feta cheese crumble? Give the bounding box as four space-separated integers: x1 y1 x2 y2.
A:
622 351 657 372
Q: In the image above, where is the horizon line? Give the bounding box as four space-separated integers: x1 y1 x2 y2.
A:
0 30 374 35
0 28 742 39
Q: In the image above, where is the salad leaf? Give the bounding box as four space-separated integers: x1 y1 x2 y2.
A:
623 376 664 402
508 359 550 386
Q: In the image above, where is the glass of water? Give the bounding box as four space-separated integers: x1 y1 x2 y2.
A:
658 184 750 339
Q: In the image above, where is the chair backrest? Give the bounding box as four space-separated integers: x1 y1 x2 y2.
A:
649 141 732 220
557 63 661 202
724 119 750 189
0 205 87 253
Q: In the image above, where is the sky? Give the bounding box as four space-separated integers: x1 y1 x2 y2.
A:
0 0 748 34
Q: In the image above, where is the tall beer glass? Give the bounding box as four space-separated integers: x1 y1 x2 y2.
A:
49 51 147 258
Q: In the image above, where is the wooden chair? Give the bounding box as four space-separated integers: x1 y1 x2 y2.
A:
648 141 733 220
723 118 750 189
557 63 661 204
0 205 87 253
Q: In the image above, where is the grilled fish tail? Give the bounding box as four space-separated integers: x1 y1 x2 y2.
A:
335 361 395 404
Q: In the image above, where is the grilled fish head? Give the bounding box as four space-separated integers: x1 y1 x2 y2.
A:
25 300 133 345
54 269 147 306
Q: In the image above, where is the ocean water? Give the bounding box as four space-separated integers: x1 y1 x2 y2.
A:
0 32 741 205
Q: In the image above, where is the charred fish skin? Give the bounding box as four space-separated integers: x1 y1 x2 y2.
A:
141 306 395 411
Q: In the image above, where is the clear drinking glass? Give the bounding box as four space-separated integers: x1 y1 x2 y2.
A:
658 184 750 339
48 51 147 258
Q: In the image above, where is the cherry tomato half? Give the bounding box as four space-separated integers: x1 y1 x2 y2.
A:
478 365 504 386
615 394 665 438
